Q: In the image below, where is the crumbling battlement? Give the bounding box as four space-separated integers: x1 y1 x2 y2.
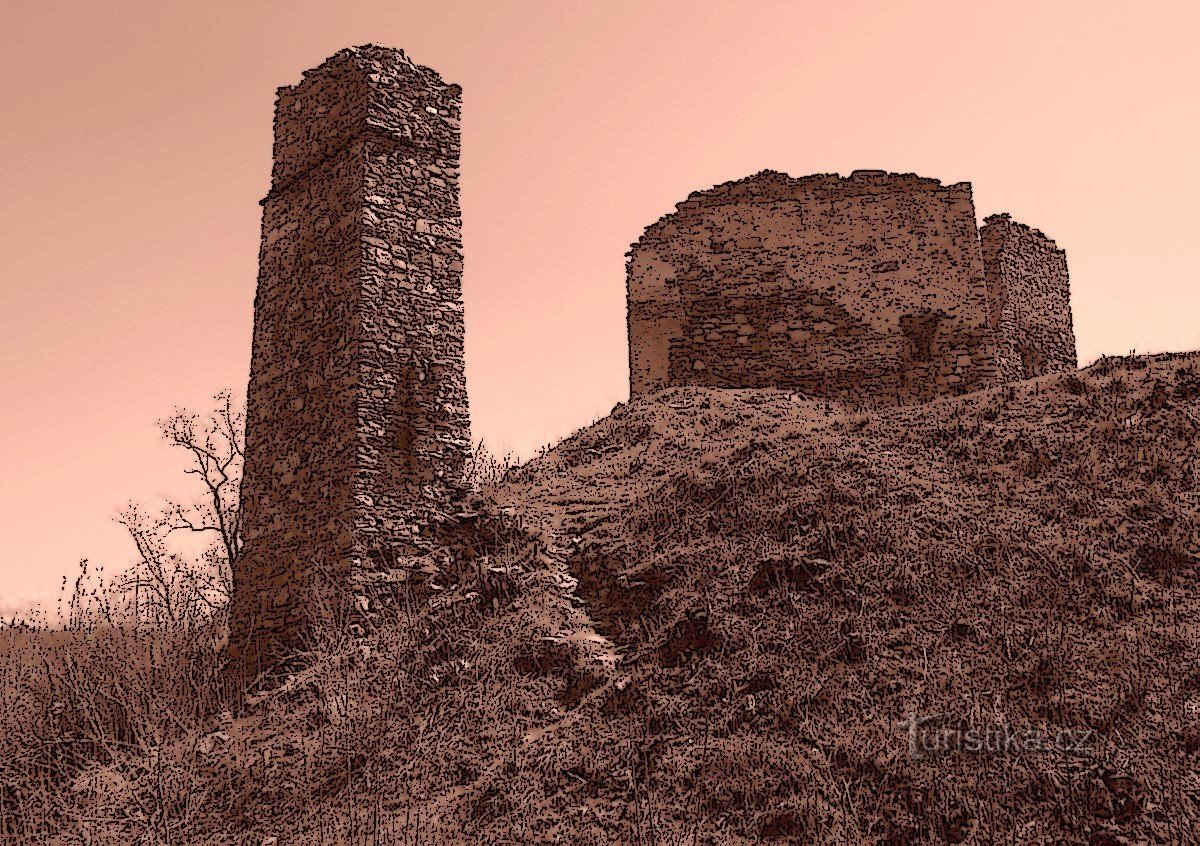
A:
627 170 1075 403
230 46 469 674
981 213 1076 381
628 170 1001 404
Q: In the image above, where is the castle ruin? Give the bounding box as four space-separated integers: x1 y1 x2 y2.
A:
627 170 1075 402
229 46 469 674
230 48 1078 673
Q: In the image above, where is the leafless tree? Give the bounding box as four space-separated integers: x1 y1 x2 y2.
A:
159 389 244 573
115 390 244 628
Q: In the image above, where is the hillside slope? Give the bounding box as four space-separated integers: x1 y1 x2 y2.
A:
12 352 1200 845
485 351 1200 844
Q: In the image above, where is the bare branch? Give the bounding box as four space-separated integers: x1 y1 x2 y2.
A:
105 390 245 628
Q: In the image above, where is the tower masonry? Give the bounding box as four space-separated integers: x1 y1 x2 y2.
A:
627 170 1076 404
627 170 1000 405
230 45 469 673
980 213 1076 380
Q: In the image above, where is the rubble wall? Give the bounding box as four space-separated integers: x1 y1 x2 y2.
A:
627 170 999 404
980 213 1076 381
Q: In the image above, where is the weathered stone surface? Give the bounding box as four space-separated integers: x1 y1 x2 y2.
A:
229 45 468 674
627 170 1074 405
981 213 1076 381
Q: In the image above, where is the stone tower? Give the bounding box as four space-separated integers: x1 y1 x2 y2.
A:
980 213 1076 381
229 46 469 675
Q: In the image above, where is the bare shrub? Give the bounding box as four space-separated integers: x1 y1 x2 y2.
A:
463 440 516 494
113 390 244 629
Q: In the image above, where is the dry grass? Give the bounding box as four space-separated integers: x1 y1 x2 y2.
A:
0 621 230 843
4 353 1200 844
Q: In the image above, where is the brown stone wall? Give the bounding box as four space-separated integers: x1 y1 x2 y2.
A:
230 46 468 673
980 214 1076 381
627 170 999 405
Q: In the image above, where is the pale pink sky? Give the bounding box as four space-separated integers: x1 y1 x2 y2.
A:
1 0 1197 611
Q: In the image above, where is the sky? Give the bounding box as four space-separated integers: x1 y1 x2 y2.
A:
1 0 1198 612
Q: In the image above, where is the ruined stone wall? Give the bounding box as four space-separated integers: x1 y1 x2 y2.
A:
627 170 999 405
230 46 468 673
980 214 1076 381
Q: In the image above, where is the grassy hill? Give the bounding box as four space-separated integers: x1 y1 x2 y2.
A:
4 352 1200 844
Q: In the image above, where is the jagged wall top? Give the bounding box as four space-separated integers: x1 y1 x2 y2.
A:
267 45 461 194
982 212 1062 252
635 169 974 245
